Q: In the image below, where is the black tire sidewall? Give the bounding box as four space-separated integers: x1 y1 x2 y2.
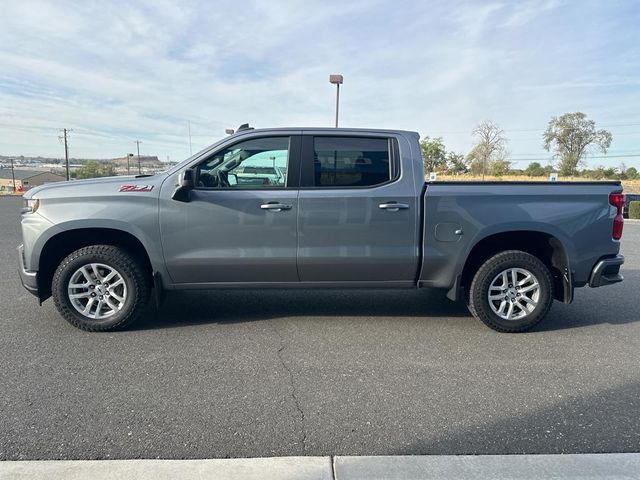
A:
471 251 553 332
53 247 143 331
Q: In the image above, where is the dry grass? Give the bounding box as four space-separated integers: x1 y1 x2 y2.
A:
434 174 640 193
621 180 639 193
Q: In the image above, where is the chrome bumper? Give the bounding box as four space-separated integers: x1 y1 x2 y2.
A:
589 254 624 288
17 244 39 297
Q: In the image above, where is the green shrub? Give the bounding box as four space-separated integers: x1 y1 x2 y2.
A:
629 201 640 219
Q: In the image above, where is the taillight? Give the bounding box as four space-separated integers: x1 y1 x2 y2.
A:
609 192 625 240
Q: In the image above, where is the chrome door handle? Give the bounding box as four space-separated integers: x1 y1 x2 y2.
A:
260 202 292 212
378 202 409 212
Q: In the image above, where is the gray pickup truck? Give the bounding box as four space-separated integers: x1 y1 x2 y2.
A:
18 126 626 332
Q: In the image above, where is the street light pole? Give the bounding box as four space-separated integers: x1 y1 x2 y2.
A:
329 74 343 128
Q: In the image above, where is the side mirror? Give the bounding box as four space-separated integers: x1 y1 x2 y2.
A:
172 168 195 202
181 168 195 188
228 173 238 186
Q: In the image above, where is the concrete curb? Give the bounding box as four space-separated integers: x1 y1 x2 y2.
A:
2 454 640 480
0 457 333 480
334 453 640 480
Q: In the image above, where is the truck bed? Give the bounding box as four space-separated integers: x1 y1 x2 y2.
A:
419 181 623 298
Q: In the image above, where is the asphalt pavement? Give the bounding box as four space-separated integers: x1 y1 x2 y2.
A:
1 196 639 460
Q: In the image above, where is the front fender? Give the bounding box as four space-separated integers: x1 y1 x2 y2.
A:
34 218 163 274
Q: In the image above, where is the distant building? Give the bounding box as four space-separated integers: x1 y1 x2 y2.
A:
112 155 161 166
0 168 66 194
110 155 165 174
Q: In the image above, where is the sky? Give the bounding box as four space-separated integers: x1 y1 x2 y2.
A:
0 0 639 169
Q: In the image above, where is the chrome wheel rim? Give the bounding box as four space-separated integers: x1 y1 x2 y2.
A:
488 267 540 321
67 263 127 320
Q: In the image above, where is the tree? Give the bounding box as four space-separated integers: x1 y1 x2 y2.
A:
491 159 512 177
543 112 612 176
525 161 546 177
446 152 467 174
625 166 639 179
74 160 116 179
466 120 508 179
420 136 447 173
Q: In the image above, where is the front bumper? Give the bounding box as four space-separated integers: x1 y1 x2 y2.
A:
17 244 39 297
589 254 624 288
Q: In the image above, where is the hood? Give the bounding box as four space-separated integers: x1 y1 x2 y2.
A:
24 173 167 200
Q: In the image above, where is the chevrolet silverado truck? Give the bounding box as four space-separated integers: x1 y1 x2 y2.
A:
18 126 626 332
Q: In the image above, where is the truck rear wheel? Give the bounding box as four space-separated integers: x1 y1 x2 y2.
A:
467 250 553 332
52 245 150 331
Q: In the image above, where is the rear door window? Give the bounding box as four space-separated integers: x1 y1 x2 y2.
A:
308 137 393 187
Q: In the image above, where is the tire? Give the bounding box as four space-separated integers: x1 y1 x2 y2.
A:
467 250 553 333
52 245 150 331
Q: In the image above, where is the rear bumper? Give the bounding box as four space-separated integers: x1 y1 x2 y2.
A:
17 244 39 297
589 254 624 288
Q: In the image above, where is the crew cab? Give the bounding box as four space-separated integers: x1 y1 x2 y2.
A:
18 126 625 332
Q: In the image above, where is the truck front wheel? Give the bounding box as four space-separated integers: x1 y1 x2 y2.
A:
467 250 553 332
52 245 150 331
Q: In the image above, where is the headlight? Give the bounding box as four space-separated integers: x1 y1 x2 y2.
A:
21 198 40 214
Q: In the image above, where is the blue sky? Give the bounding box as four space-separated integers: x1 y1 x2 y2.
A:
0 0 639 169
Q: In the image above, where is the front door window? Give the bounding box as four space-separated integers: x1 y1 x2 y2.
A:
196 137 289 189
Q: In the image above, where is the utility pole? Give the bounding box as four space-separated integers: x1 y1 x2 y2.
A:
127 153 133 175
10 157 16 193
188 121 193 156
134 140 142 174
59 128 72 180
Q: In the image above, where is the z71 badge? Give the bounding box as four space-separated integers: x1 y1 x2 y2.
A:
119 185 154 192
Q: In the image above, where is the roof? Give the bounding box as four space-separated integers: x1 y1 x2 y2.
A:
231 127 420 136
0 168 65 180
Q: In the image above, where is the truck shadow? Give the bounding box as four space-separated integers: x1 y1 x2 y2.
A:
384 381 640 455
532 268 639 332
135 288 471 330
134 270 639 331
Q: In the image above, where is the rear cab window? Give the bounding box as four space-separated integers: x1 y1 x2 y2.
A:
301 136 399 188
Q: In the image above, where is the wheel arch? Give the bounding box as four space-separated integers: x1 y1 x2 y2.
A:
37 227 154 301
458 230 572 304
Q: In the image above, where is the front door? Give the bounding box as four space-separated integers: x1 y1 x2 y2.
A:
159 135 300 284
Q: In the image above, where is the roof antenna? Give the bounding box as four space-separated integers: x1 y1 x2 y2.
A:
236 123 253 132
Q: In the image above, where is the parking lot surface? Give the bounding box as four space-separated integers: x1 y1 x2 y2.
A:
1 196 639 460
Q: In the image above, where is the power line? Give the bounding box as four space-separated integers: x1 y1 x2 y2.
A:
510 152 640 158
507 153 640 164
427 121 640 135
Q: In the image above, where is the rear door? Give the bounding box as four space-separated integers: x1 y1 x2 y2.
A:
296 133 419 283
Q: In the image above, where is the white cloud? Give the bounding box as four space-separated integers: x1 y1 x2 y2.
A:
0 0 639 168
